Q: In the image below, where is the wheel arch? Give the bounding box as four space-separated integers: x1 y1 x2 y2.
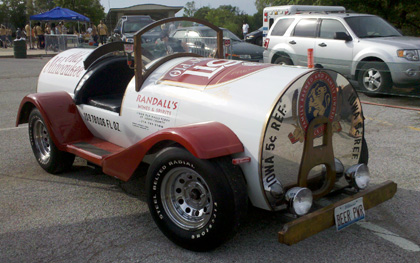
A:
271 51 293 64
102 122 244 181
16 100 36 126
354 57 389 81
16 92 93 151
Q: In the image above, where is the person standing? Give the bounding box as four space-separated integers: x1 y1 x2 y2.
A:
6 27 12 45
32 24 39 49
242 21 249 40
168 22 176 35
61 21 68 34
97 20 108 45
25 22 34 49
49 23 58 51
91 23 98 45
0 24 7 48
16 27 22 39
35 22 45 49
45 23 51 35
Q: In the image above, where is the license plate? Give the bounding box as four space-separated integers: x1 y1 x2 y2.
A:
334 197 365 231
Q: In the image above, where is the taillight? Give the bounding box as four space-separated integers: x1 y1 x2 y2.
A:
264 38 270 50
264 12 268 22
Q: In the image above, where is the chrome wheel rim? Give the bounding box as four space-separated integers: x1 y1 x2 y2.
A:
362 68 382 92
161 167 213 230
33 119 51 164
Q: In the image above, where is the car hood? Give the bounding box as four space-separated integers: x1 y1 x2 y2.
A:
122 33 135 38
231 41 264 56
248 30 262 36
361 36 420 49
123 32 160 41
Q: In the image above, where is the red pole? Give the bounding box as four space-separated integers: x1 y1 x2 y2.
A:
307 48 314 68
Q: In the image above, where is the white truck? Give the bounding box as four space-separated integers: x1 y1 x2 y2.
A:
263 5 346 42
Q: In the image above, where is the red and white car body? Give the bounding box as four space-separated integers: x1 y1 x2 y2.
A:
16 17 396 251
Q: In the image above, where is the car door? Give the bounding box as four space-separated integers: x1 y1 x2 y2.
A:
315 19 353 76
286 18 317 66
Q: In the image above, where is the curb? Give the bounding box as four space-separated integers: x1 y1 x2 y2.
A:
0 54 57 59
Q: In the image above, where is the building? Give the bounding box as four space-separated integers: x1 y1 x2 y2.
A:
105 4 183 32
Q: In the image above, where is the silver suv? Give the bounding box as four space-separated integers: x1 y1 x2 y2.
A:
263 13 420 95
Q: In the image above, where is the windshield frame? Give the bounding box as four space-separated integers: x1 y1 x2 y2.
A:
133 17 224 92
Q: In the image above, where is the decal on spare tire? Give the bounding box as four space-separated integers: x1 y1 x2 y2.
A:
288 71 341 144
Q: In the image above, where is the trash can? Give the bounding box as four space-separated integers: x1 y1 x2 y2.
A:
13 39 27 58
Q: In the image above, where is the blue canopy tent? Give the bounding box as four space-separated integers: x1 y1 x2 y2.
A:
30 7 90 22
29 7 90 49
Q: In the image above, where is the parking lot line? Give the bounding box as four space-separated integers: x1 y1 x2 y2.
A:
365 116 420 132
408 126 420 132
0 126 26 132
357 222 420 252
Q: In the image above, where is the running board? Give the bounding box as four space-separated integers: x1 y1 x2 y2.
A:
66 138 125 166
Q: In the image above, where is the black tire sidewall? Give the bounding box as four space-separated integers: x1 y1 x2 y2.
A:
28 108 74 174
29 109 55 169
146 147 236 251
274 56 292 65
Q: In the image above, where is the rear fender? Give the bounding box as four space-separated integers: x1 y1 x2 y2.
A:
102 122 244 181
16 91 93 150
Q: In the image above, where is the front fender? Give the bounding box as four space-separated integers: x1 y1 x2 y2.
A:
351 47 394 76
102 122 244 181
16 91 92 151
269 42 296 64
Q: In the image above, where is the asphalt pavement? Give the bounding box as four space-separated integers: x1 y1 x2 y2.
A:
0 46 58 58
0 56 419 262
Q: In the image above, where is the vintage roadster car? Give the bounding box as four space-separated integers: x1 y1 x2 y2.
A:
16 17 396 251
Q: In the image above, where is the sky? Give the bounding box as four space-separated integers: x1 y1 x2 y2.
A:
100 0 258 16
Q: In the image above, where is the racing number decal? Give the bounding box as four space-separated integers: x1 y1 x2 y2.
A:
159 58 274 89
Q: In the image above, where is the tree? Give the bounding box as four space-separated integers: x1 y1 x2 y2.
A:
255 0 327 12
10 0 26 28
34 0 55 13
26 0 34 18
193 6 211 20
0 0 27 28
204 5 246 36
53 0 105 24
183 1 197 17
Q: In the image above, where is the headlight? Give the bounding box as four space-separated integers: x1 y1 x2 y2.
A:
126 38 134 43
246 35 255 39
285 187 313 216
397 49 419 61
238 54 251 59
345 164 370 190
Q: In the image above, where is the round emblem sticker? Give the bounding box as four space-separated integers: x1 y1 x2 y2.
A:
289 71 338 143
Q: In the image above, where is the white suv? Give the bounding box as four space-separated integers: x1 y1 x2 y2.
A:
263 13 420 95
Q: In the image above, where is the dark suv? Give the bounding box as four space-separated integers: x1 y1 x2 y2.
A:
111 15 161 43
171 26 264 62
